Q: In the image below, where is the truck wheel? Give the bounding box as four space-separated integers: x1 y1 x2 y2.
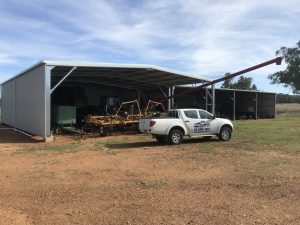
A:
218 126 232 141
154 135 167 144
168 129 183 145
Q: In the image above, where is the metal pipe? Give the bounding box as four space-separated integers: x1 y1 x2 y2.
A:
14 128 33 137
163 57 283 101
50 67 77 94
0 127 32 137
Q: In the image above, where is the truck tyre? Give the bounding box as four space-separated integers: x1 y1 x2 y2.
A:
154 135 167 144
218 126 232 141
168 129 183 145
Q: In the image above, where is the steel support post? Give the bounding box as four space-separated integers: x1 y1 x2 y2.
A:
255 93 258 120
274 93 276 118
168 87 172 110
233 91 236 120
211 84 215 115
171 86 175 108
205 88 208 111
137 90 141 106
45 65 55 139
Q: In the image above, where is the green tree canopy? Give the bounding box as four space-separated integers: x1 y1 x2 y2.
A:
268 41 300 94
221 74 258 90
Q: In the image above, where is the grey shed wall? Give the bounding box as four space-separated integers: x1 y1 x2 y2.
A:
0 85 1 121
1 64 47 136
1 79 15 126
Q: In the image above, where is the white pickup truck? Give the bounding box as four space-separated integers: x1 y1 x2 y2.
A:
139 109 233 145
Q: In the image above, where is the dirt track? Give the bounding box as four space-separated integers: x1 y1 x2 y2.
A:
0 127 299 225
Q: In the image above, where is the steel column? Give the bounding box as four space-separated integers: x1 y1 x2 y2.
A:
255 93 258 119
274 93 277 118
211 84 215 115
45 66 54 138
233 91 236 120
205 88 208 111
171 86 175 108
168 87 172 110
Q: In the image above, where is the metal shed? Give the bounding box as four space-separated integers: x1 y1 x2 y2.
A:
0 61 209 139
174 87 276 120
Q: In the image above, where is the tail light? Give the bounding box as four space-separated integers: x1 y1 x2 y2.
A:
149 120 156 127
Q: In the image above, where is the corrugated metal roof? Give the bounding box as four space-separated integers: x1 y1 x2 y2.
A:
1 60 210 87
217 88 275 94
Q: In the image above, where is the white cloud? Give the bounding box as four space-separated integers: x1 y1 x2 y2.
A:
0 53 15 64
0 0 299 93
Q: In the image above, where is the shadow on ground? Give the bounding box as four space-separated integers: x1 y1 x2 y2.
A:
105 137 219 149
0 123 43 144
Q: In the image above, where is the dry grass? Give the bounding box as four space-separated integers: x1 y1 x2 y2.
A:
276 103 300 114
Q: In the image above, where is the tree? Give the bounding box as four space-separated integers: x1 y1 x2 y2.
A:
276 94 300 103
220 73 233 88
221 74 258 90
268 41 300 94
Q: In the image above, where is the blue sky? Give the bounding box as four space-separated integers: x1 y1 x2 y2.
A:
0 0 299 93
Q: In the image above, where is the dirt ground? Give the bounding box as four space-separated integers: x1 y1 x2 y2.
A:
0 125 299 225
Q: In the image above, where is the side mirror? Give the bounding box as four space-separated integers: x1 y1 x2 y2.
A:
212 115 216 119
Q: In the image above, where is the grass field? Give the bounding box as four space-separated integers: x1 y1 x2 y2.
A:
276 103 300 114
0 113 299 225
232 113 300 154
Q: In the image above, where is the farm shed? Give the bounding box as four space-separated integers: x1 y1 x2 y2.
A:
0 61 210 139
175 87 276 120
0 61 276 139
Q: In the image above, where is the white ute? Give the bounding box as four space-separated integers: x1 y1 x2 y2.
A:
139 109 233 145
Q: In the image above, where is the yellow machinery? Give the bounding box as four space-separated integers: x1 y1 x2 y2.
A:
143 100 166 117
84 99 165 136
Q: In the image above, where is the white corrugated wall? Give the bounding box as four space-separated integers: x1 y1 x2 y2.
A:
1 79 16 126
1 64 47 136
0 85 1 122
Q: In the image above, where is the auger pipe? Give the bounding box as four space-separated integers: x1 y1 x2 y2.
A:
163 57 283 101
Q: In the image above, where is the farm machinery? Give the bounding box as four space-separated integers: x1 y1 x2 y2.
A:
83 99 165 136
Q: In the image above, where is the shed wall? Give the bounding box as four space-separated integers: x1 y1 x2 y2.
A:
1 64 46 136
0 85 1 121
15 65 46 136
1 79 16 126
257 93 275 118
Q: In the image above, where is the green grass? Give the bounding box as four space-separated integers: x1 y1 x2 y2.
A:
91 140 118 155
16 142 81 154
172 114 300 160
91 141 106 151
198 145 217 153
231 114 300 154
14 114 300 156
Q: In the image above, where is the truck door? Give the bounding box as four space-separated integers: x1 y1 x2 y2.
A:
182 109 202 136
198 110 219 134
